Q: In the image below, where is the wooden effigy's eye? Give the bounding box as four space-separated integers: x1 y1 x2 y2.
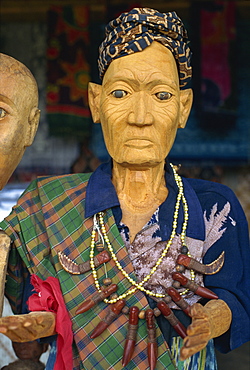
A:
0 108 7 118
112 90 127 98
155 92 172 100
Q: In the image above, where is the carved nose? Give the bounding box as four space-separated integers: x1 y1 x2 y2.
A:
128 93 154 126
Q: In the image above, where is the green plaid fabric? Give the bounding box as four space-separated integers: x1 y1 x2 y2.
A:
1 174 177 370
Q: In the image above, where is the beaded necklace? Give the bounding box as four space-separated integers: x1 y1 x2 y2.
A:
89 164 195 304
60 163 222 369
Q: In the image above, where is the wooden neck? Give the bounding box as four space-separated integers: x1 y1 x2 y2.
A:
112 161 168 241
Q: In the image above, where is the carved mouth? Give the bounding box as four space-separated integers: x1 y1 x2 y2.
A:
125 139 153 149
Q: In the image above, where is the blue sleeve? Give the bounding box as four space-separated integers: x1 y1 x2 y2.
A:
200 185 250 353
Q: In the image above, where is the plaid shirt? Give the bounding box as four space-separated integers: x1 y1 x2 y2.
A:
1 162 250 369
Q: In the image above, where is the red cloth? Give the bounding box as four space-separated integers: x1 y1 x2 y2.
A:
28 274 73 370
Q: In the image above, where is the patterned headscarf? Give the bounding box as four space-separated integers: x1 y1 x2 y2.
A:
98 8 192 88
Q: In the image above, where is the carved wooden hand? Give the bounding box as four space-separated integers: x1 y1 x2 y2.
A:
180 299 232 360
0 311 56 342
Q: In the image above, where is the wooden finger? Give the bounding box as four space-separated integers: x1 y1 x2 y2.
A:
183 332 210 348
189 303 207 319
186 318 210 336
180 341 207 361
0 326 7 334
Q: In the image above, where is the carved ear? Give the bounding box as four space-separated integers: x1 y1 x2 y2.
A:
178 88 193 129
88 82 102 123
25 107 40 147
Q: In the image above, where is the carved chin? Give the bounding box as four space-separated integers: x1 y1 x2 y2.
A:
0 179 7 191
117 160 162 170
112 149 165 167
0 168 14 190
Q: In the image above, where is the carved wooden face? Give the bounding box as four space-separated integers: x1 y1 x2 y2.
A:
89 42 192 169
0 61 39 189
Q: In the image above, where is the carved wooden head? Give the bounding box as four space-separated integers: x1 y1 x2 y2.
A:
88 42 193 169
0 53 40 189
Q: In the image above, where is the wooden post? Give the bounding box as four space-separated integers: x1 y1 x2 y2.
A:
0 231 11 317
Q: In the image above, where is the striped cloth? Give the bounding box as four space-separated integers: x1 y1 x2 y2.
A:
98 7 192 88
1 174 177 369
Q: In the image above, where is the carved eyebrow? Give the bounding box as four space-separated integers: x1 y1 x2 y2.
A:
145 79 178 89
0 94 16 109
103 73 178 90
103 76 138 89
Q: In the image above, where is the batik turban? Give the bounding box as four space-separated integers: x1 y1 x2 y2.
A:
98 8 192 88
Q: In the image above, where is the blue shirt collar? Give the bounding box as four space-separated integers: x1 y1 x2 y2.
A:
85 161 205 241
85 160 119 217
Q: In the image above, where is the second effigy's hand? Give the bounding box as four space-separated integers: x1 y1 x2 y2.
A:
0 311 56 342
180 303 211 360
180 299 232 361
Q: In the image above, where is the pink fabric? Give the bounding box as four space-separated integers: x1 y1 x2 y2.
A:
28 274 73 370
201 2 236 102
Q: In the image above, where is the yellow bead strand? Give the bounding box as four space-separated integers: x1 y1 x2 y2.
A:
90 163 195 303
